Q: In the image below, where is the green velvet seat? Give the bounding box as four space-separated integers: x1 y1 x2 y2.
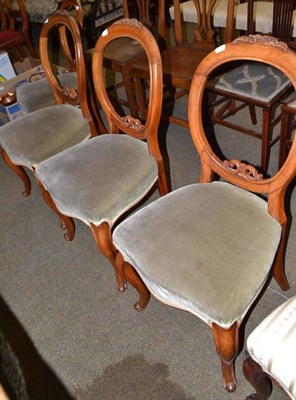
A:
36 134 158 226
113 182 281 327
16 72 78 114
0 104 90 168
35 20 168 294
0 10 96 197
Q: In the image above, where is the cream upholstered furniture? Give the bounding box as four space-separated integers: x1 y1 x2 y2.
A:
0 10 97 199
235 0 273 33
113 36 296 392
235 0 296 36
168 0 236 42
35 19 168 297
168 0 273 34
243 295 296 399
169 0 296 38
207 0 296 174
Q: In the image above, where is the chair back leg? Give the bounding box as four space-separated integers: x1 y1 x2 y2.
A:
243 356 272 400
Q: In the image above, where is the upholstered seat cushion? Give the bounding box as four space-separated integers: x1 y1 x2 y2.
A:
208 62 291 103
35 135 158 226
16 72 78 114
10 0 57 24
113 182 282 328
0 104 90 168
247 295 296 397
83 0 123 27
0 30 23 43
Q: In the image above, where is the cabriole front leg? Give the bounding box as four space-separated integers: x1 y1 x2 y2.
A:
90 222 126 291
115 252 150 311
1 148 31 196
36 178 75 241
212 322 240 393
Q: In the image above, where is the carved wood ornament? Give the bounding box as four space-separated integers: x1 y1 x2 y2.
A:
62 87 78 99
113 18 144 30
222 160 263 181
121 115 145 131
233 34 288 52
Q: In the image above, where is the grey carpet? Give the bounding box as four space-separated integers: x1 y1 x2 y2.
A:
1 92 296 399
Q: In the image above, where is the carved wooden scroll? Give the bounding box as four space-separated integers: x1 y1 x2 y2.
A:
113 18 143 30
233 35 288 52
62 87 78 99
121 115 145 130
53 9 71 17
222 159 263 181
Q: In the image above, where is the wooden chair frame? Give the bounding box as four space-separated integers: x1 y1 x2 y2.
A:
115 36 296 392
35 18 168 298
1 9 97 200
188 36 296 391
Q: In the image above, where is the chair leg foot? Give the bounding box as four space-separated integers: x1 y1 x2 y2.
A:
125 262 150 311
61 216 75 241
37 179 75 241
115 252 150 311
212 322 240 392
